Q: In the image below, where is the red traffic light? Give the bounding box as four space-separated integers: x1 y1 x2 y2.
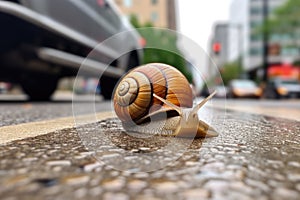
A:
213 42 221 54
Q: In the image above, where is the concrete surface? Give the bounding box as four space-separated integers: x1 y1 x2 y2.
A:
0 109 299 200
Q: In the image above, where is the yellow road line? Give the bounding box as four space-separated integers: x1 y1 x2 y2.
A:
0 112 116 145
2 105 297 145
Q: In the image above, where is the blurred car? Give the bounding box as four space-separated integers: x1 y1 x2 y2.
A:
0 0 143 100
228 79 262 98
199 85 227 98
264 78 300 99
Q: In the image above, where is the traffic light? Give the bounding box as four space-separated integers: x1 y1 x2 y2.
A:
213 42 221 55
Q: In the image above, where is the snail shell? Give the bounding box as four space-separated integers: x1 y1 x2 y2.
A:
114 63 192 123
113 63 218 138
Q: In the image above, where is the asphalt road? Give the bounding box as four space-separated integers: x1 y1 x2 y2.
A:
0 92 298 128
0 93 111 127
0 107 299 199
0 92 299 199
214 98 300 121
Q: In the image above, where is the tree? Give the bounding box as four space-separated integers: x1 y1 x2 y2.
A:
268 0 300 33
263 0 300 51
129 15 192 82
219 60 243 85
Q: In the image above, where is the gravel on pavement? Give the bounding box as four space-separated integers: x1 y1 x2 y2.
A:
0 109 299 200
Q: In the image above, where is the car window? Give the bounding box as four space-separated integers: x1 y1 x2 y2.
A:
281 80 300 85
25 0 102 40
232 80 256 88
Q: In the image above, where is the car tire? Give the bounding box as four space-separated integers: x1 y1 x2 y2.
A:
100 76 119 100
100 51 140 100
21 75 58 101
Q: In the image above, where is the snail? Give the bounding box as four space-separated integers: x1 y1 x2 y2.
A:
113 63 218 138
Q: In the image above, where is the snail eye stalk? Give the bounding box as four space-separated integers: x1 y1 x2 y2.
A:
153 94 182 115
190 90 217 117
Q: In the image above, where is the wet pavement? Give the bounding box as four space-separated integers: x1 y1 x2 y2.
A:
0 109 299 199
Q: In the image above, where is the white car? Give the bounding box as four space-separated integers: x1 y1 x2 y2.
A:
0 0 143 100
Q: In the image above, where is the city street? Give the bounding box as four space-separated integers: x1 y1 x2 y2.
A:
213 98 300 121
1 0 300 199
0 92 298 127
0 93 299 199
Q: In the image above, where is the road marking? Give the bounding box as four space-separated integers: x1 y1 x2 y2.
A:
0 112 116 145
1 104 298 145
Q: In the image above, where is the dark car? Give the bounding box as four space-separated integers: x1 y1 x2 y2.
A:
228 79 262 98
264 78 300 99
0 0 143 100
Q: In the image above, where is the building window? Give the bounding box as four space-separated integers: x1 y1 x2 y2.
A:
250 33 262 41
250 47 262 56
270 34 282 41
151 12 158 22
123 0 132 7
250 20 262 28
282 48 299 56
151 0 158 5
250 6 261 15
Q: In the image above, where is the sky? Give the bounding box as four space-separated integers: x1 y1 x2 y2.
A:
177 0 233 53
176 0 233 89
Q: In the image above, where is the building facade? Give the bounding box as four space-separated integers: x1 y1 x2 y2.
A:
208 23 230 77
230 0 299 77
115 0 177 30
212 23 230 66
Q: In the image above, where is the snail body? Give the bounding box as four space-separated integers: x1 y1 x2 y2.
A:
113 63 218 138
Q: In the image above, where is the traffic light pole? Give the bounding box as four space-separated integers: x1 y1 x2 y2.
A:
237 24 243 76
262 0 269 82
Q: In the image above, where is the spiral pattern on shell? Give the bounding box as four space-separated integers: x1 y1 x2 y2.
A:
113 63 193 123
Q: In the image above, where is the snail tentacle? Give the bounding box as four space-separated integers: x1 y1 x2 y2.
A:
153 93 182 115
190 90 217 117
